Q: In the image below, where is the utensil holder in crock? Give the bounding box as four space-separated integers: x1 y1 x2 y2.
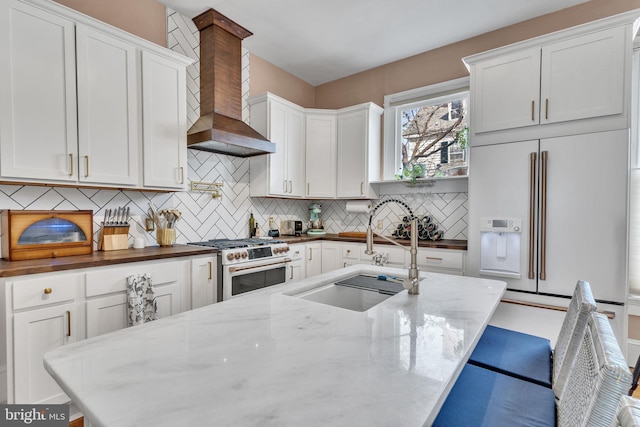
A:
156 228 176 247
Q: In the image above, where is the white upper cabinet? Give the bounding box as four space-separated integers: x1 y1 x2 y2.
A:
336 103 382 199
76 25 139 186
141 51 188 190
539 26 626 124
0 0 191 189
471 48 541 133
305 111 337 198
466 19 633 144
0 1 78 182
249 94 306 198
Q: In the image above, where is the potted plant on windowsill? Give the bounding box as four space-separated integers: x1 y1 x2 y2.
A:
396 162 426 185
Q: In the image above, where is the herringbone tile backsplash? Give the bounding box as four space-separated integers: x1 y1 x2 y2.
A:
0 9 467 249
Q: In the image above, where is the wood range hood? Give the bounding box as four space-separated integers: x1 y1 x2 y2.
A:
187 9 275 157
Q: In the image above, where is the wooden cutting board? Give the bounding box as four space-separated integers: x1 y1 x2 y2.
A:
338 231 367 238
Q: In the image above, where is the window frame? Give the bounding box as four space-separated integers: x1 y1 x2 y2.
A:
383 77 470 180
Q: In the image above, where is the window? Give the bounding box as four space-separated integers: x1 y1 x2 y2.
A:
383 77 469 180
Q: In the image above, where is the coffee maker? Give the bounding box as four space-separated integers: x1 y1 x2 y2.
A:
307 203 326 235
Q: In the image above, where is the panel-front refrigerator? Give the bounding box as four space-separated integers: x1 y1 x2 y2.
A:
468 129 629 334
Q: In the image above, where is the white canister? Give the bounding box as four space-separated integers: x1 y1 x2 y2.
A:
133 237 145 249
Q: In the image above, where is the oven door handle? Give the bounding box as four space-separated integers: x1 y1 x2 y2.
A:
228 258 292 273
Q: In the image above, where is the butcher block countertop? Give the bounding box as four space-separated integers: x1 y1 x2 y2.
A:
0 245 216 278
278 233 468 250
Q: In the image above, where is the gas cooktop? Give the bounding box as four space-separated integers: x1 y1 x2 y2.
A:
188 238 284 250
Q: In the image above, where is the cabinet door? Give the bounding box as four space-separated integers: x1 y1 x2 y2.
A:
76 25 139 186
286 107 306 197
337 109 368 198
154 282 181 318
142 50 187 189
540 26 626 125
86 294 127 338
0 1 78 181
13 302 78 404
287 260 305 282
471 48 541 133
191 256 216 309
306 113 337 198
306 243 323 277
320 242 341 274
267 100 289 196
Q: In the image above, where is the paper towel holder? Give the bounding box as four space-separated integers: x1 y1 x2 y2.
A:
345 201 373 214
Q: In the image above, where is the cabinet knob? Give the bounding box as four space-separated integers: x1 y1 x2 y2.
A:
43 288 52 295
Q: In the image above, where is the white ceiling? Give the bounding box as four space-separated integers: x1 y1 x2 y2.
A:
158 0 590 86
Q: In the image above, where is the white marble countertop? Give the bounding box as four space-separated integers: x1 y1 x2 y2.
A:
44 265 505 427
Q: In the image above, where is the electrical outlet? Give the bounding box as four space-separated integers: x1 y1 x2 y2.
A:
376 219 384 230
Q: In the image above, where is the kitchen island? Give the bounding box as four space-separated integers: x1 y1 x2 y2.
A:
44 265 505 426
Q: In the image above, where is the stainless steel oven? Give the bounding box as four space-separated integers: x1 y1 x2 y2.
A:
188 238 291 301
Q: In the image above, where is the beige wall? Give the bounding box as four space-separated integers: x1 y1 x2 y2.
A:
53 0 167 47
53 0 640 109
249 54 316 108
315 0 640 109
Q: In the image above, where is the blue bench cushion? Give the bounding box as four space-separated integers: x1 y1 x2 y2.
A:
433 363 556 427
468 325 552 387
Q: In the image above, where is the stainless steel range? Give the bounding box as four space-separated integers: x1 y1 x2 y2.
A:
188 238 291 301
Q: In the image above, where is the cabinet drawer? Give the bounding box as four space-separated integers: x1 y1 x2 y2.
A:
289 244 305 261
415 249 464 271
342 244 360 260
12 273 81 310
86 260 181 297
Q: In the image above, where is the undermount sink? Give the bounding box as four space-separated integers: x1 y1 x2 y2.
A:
290 275 404 312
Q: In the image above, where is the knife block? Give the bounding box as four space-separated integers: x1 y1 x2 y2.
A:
99 224 130 251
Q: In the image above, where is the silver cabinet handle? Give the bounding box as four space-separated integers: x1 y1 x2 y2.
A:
283 180 287 193
290 265 294 280
308 248 313 261
179 167 185 184
84 156 90 177
68 154 74 176
288 181 292 193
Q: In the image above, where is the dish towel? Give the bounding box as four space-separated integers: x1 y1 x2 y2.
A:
127 273 158 326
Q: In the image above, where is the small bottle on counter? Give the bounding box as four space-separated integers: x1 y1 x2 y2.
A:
249 212 255 237
254 223 260 237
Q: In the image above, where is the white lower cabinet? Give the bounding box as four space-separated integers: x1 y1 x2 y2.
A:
413 248 466 275
342 243 361 268
85 260 183 338
320 242 342 273
13 302 79 405
306 243 323 277
5 254 214 404
190 256 216 309
8 272 83 404
287 244 306 282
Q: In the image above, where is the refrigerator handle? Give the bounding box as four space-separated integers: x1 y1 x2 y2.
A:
529 152 536 280
540 151 548 281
